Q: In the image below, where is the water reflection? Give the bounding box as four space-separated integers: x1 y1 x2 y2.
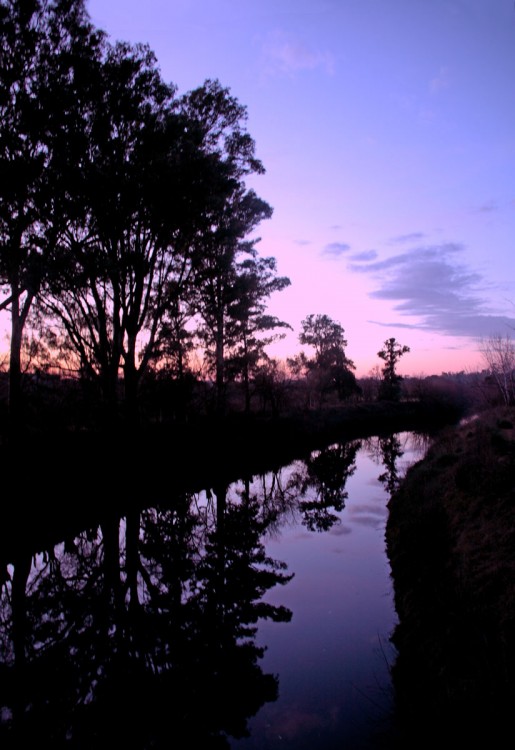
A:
0 492 292 748
364 432 430 498
0 431 427 748
288 441 361 531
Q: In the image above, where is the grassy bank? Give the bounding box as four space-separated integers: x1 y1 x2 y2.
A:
385 406 515 746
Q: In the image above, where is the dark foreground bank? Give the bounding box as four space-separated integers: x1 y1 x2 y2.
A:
2 399 462 563
386 406 515 747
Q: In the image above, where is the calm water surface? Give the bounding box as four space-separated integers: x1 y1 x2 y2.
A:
0 430 427 748
229 432 426 749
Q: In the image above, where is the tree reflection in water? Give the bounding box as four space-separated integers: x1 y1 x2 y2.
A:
365 432 431 499
0 490 293 748
0 434 410 748
290 441 361 531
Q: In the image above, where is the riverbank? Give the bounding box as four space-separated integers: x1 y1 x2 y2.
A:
385 405 515 746
2 399 463 563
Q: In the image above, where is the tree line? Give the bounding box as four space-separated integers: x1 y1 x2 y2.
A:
0 0 293 429
0 1 416 433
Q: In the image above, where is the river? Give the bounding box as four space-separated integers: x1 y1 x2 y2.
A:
0 429 428 748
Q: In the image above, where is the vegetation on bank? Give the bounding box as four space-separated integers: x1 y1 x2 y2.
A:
1 2 512 441
386 406 515 745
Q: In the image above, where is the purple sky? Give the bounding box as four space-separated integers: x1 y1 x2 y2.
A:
84 0 515 376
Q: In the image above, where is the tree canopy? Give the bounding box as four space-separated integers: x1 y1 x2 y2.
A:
0 1 289 427
294 314 360 404
377 337 410 401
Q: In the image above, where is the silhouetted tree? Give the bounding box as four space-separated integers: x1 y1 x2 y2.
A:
377 337 410 401
0 0 103 430
41 42 208 423
478 333 515 406
180 80 276 416
192 189 273 416
296 314 360 405
226 255 291 412
253 358 290 416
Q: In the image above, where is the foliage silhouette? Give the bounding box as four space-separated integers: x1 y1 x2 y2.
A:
0 489 293 748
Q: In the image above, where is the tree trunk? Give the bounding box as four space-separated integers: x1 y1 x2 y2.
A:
215 308 225 418
243 332 250 415
9 304 23 433
123 333 140 427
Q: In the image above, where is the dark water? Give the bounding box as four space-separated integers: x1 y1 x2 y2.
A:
229 432 426 750
0 431 426 748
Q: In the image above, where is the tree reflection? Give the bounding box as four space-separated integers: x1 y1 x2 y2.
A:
377 434 404 496
0 489 293 748
366 431 432 499
287 441 361 531
366 433 406 498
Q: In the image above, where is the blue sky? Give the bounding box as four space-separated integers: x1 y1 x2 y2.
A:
87 0 515 375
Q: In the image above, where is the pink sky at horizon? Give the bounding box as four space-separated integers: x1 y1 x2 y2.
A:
84 0 515 378
4 0 514 381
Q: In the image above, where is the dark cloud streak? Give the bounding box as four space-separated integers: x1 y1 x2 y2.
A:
322 242 351 257
351 243 515 339
349 249 378 261
388 231 426 244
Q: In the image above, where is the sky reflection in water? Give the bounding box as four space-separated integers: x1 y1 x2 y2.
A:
230 432 426 749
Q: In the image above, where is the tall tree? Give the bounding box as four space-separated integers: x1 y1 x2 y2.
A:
0 0 103 429
41 52 233 424
182 81 276 416
192 190 272 416
224 254 291 413
377 337 410 401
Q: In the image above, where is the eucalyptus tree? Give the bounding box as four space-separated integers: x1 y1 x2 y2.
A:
0 0 104 427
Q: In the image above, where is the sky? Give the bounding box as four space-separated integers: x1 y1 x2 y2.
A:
85 0 515 377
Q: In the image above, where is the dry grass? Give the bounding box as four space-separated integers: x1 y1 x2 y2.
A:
385 407 515 745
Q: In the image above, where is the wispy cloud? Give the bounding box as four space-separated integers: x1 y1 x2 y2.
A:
322 242 350 257
388 232 426 245
350 243 515 338
295 239 312 246
349 249 378 262
261 30 334 76
472 200 498 213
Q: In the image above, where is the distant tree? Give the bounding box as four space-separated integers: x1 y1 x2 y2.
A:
192 188 273 416
253 358 290 416
377 337 410 401
226 255 291 413
358 365 382 402
297 314 360 404
478 333 515 406
299 314 350 368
